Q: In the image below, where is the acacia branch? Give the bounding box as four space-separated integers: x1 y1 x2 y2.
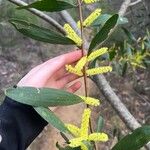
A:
59 1 142 130
8 0 150 149
60 3 150 148
8 0 65 34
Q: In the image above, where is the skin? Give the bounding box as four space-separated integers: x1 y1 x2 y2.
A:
17 50 83 93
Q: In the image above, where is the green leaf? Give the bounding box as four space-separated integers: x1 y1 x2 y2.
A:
92 14 128 27
112 126 150 150
96 116 104 132
18 0 75 12
121 61 128 77
9 19 75 45
35 107 68 133
122 27 137 42
5 87 82 107
109 50 117 61
89 14 119 53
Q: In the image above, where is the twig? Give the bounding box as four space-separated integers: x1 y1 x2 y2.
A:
8 0 65 34
129 0 142 6
118 0 131 16
77 1 97 149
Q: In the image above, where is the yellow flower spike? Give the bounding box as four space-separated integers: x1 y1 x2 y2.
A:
75 56 87 71
65 65 83 76
79 96 100 106
64 24 82 46
83 0 100 4
87 47 108 62
69 137 84 147
88 133 108 142
78 9 101 28
80 108 91 138
66 124 80 137
86 66 112 76
80 143 88 150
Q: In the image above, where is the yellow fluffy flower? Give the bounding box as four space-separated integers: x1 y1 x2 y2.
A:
66 47 112 77
66 108 108 149
83 0 100 4
80 143 88 150
66 124 80 137
65 65 83 76
64 24 82 46
75 56 87 71
80 108 91 138
79 96 100 106
69 137 84 147
77 9 101 28
87 47 108 61
88 133 108 141
86 66 112 76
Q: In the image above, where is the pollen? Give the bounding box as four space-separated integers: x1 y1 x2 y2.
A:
86 66 112 76
65 65 83 76
83 0 100 4
64 24 82 46
87 47 108 61
78 9 101 28
79 96 100 106
88 133 108 142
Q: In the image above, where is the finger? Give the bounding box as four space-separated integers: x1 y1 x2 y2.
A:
34 50 82 80
66 81 82 93
54 62 77 80
56 74 79 88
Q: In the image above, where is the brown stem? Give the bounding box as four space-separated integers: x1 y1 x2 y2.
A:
77 0 88 98
77 1 97 150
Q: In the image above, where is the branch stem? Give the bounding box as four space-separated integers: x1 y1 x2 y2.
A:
8 0 65 34
77 1 97 150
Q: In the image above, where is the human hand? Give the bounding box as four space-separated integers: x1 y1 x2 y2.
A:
17 50 82 93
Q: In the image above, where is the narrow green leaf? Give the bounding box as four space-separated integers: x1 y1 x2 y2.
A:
112 126 150 150
121 61 128 77
5 87 82 107
92 14 128 27
122 27 137 42
109 50 117 61
89 14 119 53
35 107 68 133
18 0 75 12
9 19 75 45
96 116 104 132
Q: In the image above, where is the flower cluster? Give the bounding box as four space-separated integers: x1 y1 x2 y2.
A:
63 4 110 150
64 8 101 46
66 108 108 150
79 96 100 106
65 47 112 76
83 0 100 4
77 9 101 28
64 24 82 46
